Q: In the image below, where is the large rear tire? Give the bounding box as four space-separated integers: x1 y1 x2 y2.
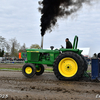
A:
81 55 88 71
53 52 84 81
22 63 36 78
80 55 88 77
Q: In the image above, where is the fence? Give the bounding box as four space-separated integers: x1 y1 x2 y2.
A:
0 61 25 64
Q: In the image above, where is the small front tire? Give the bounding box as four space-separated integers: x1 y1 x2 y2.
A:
35 64 44 76
22 63 36 78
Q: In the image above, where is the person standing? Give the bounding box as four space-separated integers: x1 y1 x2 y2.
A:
92 53 98 59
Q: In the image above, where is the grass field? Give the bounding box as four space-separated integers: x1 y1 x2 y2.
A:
0 67 54 72
0 67 91 73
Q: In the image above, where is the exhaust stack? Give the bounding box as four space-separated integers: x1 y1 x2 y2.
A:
41 36 43 49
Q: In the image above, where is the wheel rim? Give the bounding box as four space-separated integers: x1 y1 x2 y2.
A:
25 67 32 74
36 67 41 72
58 57 78 77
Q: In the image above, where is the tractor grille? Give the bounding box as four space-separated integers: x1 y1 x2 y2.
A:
27 52 40 62
31 52 39 61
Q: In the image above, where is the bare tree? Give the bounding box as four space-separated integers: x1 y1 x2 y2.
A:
9 38 20 57
0 36 10 52
19 43 27 52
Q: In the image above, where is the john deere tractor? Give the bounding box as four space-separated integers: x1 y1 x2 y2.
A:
22 36 88 81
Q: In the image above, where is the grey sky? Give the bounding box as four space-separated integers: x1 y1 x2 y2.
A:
0 0 100 56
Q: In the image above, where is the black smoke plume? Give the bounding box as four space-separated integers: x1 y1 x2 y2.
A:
39 0 91 36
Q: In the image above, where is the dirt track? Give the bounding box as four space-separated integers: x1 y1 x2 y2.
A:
0 64 100 100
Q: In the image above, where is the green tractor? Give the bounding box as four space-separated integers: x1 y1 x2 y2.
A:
22 36 88 81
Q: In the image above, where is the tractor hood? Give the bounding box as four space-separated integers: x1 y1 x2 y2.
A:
26 48 60 53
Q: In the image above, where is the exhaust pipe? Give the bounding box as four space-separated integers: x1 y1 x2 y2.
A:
41 36 43 49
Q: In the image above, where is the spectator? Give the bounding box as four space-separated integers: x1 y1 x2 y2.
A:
98 53 100 59
92 53 98 59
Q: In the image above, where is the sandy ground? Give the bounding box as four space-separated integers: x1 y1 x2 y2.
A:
0 64 99 100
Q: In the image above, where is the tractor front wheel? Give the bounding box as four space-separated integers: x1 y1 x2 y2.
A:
35 64 44 76
22 63 36 78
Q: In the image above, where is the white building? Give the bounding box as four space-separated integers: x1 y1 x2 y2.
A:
79 48 90 57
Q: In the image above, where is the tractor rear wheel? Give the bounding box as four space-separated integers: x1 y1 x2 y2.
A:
81 54 88 71
53 52 84 81
22 63 36 78
80 55 88 77
35 64 44 76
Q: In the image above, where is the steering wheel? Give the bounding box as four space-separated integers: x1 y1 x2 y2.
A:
61 45 64 48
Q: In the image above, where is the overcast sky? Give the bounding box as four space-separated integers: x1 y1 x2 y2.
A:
0 0 100 56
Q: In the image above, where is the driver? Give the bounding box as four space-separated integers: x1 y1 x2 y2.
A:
65 38 72 49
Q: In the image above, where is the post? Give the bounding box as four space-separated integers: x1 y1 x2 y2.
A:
41 36 43 49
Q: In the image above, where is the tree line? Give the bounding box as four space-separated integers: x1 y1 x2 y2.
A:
0 36 40 57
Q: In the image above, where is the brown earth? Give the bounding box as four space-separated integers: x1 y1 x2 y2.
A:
0 64 23 69
0 64 99 100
